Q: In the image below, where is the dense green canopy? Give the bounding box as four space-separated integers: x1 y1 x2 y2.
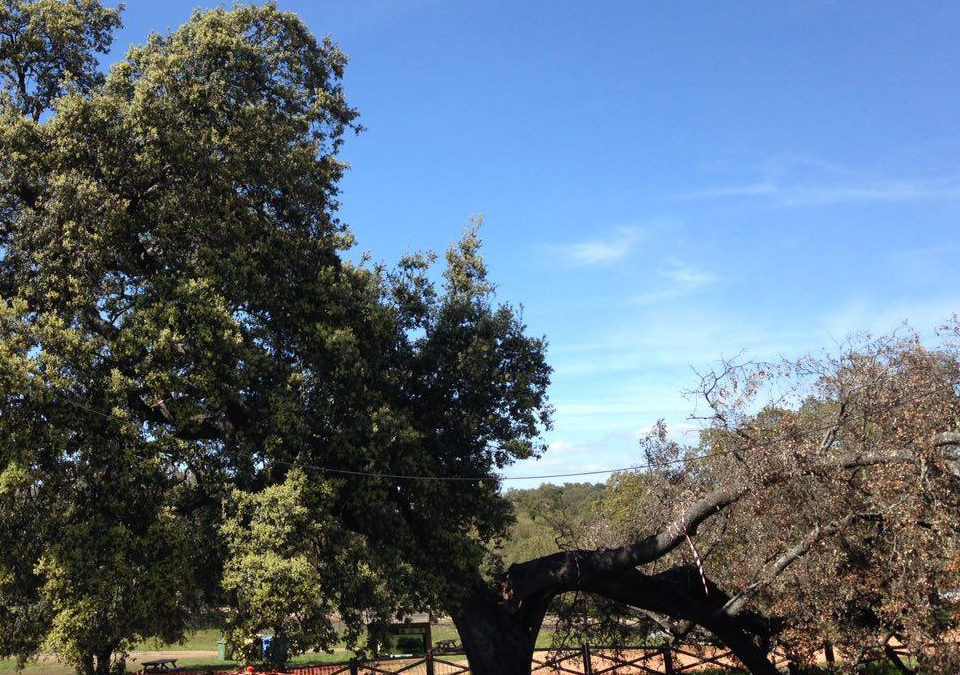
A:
0 2 552 672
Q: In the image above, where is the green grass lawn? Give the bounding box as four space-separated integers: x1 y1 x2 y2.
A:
0 659 76 675
1 621 496 675
0 652 353 675
134 629 223 653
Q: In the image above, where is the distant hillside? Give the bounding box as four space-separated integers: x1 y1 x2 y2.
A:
497 482 606 567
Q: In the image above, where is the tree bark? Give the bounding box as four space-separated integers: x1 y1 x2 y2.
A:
451 582 551 675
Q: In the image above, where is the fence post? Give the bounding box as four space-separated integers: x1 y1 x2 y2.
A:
662 645 675 675
348 658 359 675
580 644 593 675
425 649 435 675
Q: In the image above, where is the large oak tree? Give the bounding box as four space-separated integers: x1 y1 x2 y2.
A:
0 2 550 672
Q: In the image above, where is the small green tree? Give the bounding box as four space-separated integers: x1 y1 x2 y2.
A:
0 295 198 675
220 470 341 662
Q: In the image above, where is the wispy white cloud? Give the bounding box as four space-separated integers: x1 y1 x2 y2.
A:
632 258 718 305
548 308 815 379
508 301 960 485
661 259 717 287
886 244 960 286
821 298 960 341
677 178 960 205
676 182 777 200
674 155 960 206
544 227 643 266
529 440 610 467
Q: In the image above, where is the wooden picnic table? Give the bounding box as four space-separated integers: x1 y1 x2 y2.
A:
141 658 179 673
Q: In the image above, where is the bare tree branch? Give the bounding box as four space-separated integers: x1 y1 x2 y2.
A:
933 431 960 447
722 512 863 617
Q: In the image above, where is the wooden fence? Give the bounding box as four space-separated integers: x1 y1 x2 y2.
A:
200 643 754 675
196 639 936 675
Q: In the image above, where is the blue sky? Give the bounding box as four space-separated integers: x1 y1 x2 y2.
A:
111 2 960 486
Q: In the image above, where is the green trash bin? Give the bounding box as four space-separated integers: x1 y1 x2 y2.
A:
217 638 231 661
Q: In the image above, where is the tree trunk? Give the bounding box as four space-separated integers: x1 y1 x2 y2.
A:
451 584 548 675
95 647 114 675
453 570 780 675
77 653 95 675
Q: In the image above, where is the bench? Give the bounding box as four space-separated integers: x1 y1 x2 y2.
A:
141 658 179 673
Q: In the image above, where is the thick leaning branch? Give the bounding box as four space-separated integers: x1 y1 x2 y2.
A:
504 448 918 603
577 568 779 675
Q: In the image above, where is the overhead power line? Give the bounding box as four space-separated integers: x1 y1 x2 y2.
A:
242 379 960 482
52 380 959 483
271 455 722 482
